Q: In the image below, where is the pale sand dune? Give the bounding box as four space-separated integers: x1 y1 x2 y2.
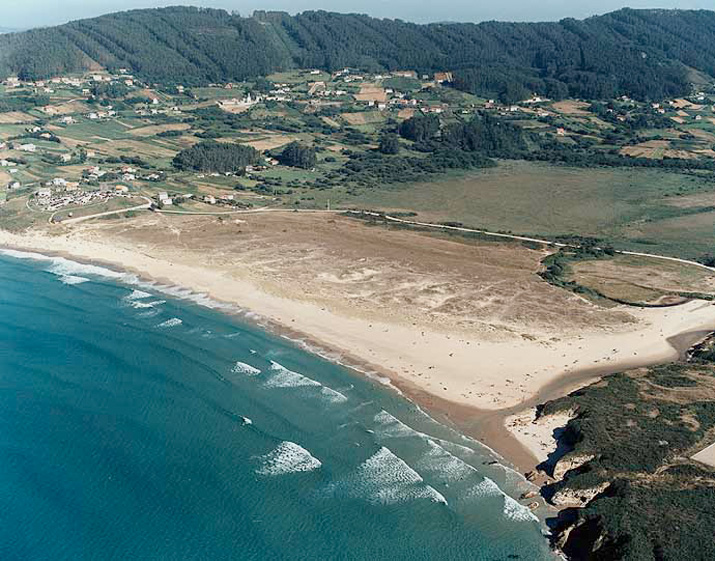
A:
506 409 575 464
693 443 715 468
1 226 715 416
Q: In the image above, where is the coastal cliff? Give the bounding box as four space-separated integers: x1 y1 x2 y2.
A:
535 339 715 560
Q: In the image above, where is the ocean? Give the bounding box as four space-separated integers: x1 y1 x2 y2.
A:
0 249 555 560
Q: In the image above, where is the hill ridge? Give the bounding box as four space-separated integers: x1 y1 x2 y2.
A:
1 7 714 101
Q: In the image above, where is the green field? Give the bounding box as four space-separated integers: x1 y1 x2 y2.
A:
328 160 715 258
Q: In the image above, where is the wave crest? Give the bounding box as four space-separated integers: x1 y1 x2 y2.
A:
256 442 322 476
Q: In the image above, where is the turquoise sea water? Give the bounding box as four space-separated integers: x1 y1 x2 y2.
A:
0 249 555 560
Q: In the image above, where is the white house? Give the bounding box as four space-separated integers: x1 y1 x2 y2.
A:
19 144 36 152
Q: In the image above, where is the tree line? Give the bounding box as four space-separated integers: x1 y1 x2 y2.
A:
2 7 715 101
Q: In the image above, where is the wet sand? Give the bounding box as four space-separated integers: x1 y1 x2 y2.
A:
1 222 715 476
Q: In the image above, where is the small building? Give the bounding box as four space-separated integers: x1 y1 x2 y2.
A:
433 72 454 84
19 143 36 152
36 188 51 197
203 195 216 205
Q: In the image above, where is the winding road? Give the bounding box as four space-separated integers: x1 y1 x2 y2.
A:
344 210 715 274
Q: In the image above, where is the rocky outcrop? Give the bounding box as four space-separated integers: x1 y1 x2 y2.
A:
553 515 615 561
552 453 595 480
551 481 610 507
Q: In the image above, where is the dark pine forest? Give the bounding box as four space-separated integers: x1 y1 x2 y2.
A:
2 7 715 101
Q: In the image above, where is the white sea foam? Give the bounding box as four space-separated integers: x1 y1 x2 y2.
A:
265 361 321 388
503 494 539 522
466 477 503 500
373 410 424 439
130 299 165 309
319 386 348 404
46 257 130 281
265 361 348 404
157 318 182 328
0 249 141 288
465 477 538 522
126 289 152 300
326 446 446 505
255 442 322 476
416 440 479 483
231 362 261 376
0 248 54 261
57 274 89 285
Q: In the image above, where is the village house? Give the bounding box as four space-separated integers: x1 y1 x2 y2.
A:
433 72 453 84
19 143 37 152
393 70 417 79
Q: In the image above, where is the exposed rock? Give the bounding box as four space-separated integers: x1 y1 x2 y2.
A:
552 453 594 480
551 482 610 507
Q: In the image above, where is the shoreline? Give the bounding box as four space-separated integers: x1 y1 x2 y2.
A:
2 227 715 476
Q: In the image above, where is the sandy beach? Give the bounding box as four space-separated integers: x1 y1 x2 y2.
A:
2 212 715 472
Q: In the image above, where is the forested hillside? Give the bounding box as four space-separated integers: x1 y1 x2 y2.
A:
2 7 715 101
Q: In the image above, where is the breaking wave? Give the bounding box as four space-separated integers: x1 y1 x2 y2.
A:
255 442 322 476
415 439 479 483
320 386 348 404
373 410 424 439
265 361 322 388
57 274 89 285
465 477 538 522
264 361 348 403
157 318 182 328
125 289 152 300
325 446 447 505
231 362 261 376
